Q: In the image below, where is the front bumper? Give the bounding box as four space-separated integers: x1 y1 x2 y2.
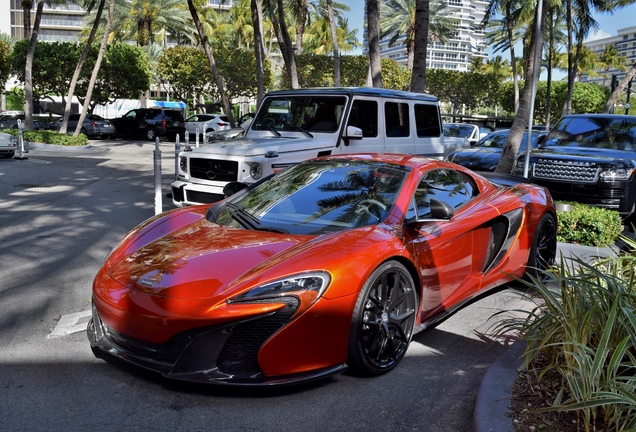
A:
87 300 346 386
171 180 226 207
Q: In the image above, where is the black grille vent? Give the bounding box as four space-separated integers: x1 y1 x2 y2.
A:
190 158 239 182
533 161 599 183
217 297 300 375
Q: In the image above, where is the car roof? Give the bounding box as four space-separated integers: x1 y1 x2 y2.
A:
264 87 439 102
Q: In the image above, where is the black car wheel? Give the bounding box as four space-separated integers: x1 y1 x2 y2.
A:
525 213 557 281
347 260 417 376
145 127 157 141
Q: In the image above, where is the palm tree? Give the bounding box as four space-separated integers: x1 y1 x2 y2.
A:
303 2 358 54
367 0 382 87
250 0 266 106
21 1 34 39
410 0 428 92
74 0 115 138
270 0 299 88
576 45 600 81
543 4 568 130
485 55 512 80
380 0 457 70
599 44 627 86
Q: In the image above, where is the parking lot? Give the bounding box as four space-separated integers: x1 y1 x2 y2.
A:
0 138 535 431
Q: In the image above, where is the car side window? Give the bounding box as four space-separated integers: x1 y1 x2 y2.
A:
125 111 136 119
385 102 410 137
411 169 476 219
414 104 441 138
347 99 378 137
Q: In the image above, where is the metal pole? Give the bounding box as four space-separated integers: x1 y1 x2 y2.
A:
195 127 200 148
174 134 181 180
154 137 162 215
15 119 28 160
523 0 544 178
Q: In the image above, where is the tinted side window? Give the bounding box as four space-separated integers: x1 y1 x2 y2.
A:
413 169 475 218
164 110 185 121
385 102 410 137
347 99 378 137
415 104 441 137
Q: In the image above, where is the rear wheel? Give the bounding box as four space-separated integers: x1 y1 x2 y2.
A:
525 213 557 281
347 261 417 376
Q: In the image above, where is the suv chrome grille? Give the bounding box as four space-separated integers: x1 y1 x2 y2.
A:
533 159 600 183
190 158 239 182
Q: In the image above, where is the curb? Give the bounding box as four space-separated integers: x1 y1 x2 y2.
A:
473 341 525 432
25 141 93 152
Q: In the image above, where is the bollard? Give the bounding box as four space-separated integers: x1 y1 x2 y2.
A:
174 134 181 180
154 137 162 215
14 119 28 160
184 131 191 151
195 127 200 148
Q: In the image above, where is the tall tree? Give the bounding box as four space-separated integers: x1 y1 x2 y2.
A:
186 0 236 126
74 0 115 137
269 0 299 88
599 44 627 86
22 1 34 39
327 0 341 86
495 0 549 174
410 0 429 92
251 0 266 106
604 62 636 113
60 0 106 135
23 1 45 130
367 0 382 87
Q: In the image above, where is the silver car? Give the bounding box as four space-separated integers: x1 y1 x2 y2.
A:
53 114 116 139
0 132 17 158
184 113 231 138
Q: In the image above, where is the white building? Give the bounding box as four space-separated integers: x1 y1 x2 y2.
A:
582 26 636 86
374 0 489 72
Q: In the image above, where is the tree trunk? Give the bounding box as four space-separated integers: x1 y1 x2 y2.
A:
604 62 636 113
74 0 115 137
495 0 548 174
294 0 307 54
367 0 382 88
409 0 429 93
251 0 265 105
22 1 33 39
506 3 519 112
327 0 340 87
60 0 106 135
24 2 44 131
187 0 236 127
269 0 299 89
561 0 574 116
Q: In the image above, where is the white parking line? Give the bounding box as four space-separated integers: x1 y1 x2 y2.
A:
47 310 92 339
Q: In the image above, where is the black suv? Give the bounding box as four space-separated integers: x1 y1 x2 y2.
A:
110 108 186 141
518 114 636 216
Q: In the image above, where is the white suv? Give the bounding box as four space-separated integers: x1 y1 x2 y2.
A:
171 87 445 206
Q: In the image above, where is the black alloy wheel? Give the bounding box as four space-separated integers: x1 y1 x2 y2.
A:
347 261 418 376
525 213 557 281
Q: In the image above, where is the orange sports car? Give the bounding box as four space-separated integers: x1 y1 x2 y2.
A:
88 153 556 385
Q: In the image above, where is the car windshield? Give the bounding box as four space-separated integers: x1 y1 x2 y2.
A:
251 95 347 133
212 159 410 235
477 132 537 150
543 116 636 150
443 124 474 138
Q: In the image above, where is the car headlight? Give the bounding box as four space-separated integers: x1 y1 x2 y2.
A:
8 135 17 146
179 156 187 172
600 169 634 181
249 162 262 180
229 272 331 304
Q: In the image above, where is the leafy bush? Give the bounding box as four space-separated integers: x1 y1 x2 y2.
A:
494 245 636 431
556 201 622 247
0 128 88 146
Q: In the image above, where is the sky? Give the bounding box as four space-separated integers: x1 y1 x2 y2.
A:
339 0 636 58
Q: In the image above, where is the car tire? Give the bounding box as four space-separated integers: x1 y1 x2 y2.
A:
145 127 157 141
347 260 417 376
525 212 557 281
80 127 88 136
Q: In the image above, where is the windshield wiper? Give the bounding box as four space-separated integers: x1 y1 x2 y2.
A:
285 126 313 138
262 125 281 137
226 202 288 233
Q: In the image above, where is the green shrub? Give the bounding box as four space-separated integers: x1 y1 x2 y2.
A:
0 128 88 146
556 201 622 247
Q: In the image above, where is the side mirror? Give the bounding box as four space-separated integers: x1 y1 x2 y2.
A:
343 125 363 139
429 199 454 220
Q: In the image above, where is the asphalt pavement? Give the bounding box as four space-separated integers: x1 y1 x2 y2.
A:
0 138 538 432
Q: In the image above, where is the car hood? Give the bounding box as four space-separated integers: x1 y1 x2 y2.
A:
105 207 377 302
189 136 335 157
450 147 503 170
530 146 636 167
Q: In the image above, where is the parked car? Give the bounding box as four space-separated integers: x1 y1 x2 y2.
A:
0 113 49 130
88 153 557 386
172 87 445 207
446 129 543 171
109 108 186 141
185 113 231 138
443 123 492 156
0 131 17 158
517 114 636 216
52 114 116 139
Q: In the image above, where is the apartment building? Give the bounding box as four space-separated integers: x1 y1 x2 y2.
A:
582 25 636 86
376 0 489 72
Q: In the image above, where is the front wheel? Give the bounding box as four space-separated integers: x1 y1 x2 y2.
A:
347 260 418 376
145 127 157 141
525 213 557 281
